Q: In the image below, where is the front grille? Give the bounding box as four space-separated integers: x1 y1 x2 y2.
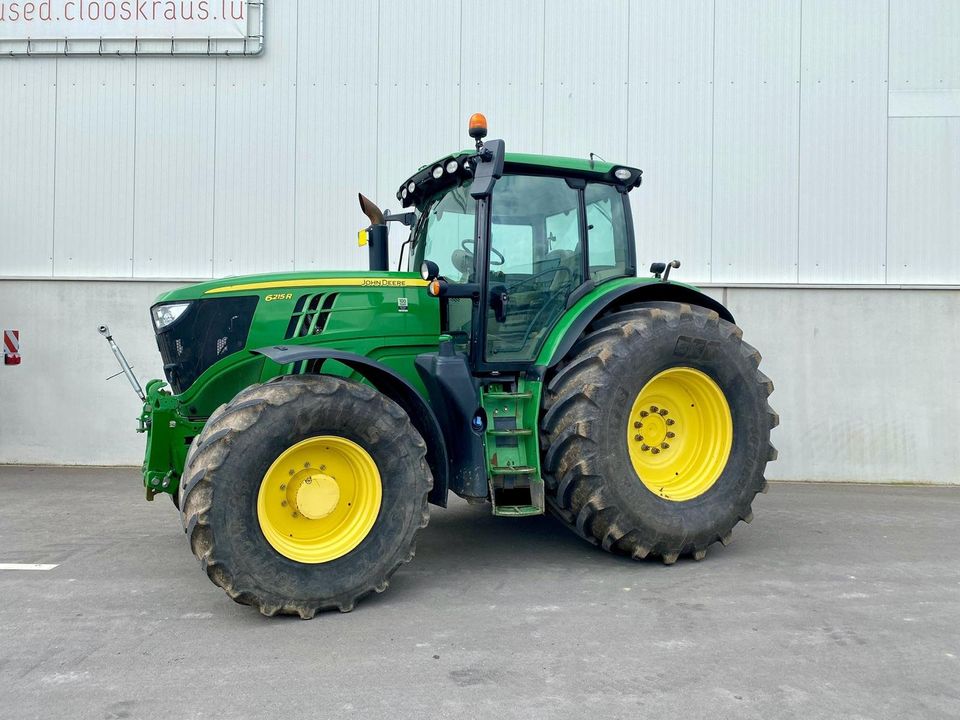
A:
154 296 258 394
284 293 338 339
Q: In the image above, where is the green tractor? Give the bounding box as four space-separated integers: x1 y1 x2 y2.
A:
120 115 777 617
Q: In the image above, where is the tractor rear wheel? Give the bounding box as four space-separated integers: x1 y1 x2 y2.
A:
179 374 431 617
540 302 777 564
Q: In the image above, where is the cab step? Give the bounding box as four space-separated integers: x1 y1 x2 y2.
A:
480 380 544 517
489 464 536 475
483 391 533 400
487 428 533 437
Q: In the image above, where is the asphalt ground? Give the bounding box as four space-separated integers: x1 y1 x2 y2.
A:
0 466 957 719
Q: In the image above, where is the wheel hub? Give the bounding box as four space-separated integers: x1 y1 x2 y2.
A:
295 474 340 519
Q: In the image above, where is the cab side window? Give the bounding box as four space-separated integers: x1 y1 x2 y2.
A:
586 183 630 282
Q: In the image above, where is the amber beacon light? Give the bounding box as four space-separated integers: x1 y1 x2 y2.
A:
468 113 488 140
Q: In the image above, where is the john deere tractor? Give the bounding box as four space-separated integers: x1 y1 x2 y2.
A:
128 115 776 617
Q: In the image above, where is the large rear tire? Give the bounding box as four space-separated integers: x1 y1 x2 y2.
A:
179 375 431 617
540 302 777 564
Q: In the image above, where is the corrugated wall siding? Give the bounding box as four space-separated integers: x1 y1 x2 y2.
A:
1 0 958 284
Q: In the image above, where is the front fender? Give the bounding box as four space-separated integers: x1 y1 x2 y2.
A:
253 346 450 507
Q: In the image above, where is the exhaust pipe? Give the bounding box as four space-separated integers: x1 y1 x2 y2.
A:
358 194 390 272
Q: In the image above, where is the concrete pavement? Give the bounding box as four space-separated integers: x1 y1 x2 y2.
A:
0 466 957 719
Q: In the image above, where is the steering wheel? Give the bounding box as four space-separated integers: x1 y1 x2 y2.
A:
506 266 572 293
461 239 505 266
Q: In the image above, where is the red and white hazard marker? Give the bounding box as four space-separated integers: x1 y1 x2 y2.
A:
3 329 21 365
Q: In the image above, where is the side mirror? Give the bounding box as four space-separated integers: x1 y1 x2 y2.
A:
420 260 440 281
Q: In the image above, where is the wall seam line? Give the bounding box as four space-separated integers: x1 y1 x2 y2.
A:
796 0 803 283
50 58 60 277
292 0 300 270
130 58 138 278
540 0 546 154
374 0 381 241
624 0 631 161
210 55 219 278
709 0 717 283
883 0 891 283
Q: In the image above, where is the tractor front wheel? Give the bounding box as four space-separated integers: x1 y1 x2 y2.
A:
540 302 777 563
178 374 431 617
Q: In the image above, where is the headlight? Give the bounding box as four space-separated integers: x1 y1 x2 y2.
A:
152 302 191 331
407 181 416 193
614 167 632 181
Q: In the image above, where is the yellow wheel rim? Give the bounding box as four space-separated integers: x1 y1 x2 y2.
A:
257 436 382 564
626 367 733 502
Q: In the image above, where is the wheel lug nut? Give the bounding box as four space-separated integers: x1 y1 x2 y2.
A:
281 500 287 507
634 434 643 441
279 484 286 491
666 418 675 426
650 405 658 413
651 447 660 454
634 421 642 428
292 511 299 518
640 444 650 452
666 431 675 438
640 410 648 417
659 409 669 416
661 442 669 449
304 462 310 468
305 477 312 484
288 469 294 476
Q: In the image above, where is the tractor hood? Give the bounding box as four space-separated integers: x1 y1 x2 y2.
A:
153 270 429 304
149 270 436 399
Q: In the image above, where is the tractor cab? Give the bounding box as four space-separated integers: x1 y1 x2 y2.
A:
397 114 642 370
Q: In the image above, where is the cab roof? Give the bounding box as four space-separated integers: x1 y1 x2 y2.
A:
397 149 642 209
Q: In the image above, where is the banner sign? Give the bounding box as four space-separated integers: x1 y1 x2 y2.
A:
0 0 249 41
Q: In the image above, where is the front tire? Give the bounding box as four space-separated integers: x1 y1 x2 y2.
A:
179 375 431 617
540 302 777 564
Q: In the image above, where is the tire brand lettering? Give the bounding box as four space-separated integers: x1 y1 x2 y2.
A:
673 336 721 361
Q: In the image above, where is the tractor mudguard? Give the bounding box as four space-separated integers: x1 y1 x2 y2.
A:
539 280 735 371
253 346 450 507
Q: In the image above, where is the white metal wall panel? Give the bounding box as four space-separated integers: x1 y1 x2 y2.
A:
798 0 888 283
628 0 714 282
711 0 801 284
375 0 462 244
890 0 960 92
542 0 629 160
211 0 298 277
294 1 378 272
0 60 57 276
887 118 960 284
53 60 137 277
132 59 217 279
3 0 960 286
460 0 545 155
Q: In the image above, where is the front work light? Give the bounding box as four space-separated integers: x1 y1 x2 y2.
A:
432 165 444 179
152 302 191 331
420 260 440 281
614 167 632 181
407 181 416 194
445 159 459 174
